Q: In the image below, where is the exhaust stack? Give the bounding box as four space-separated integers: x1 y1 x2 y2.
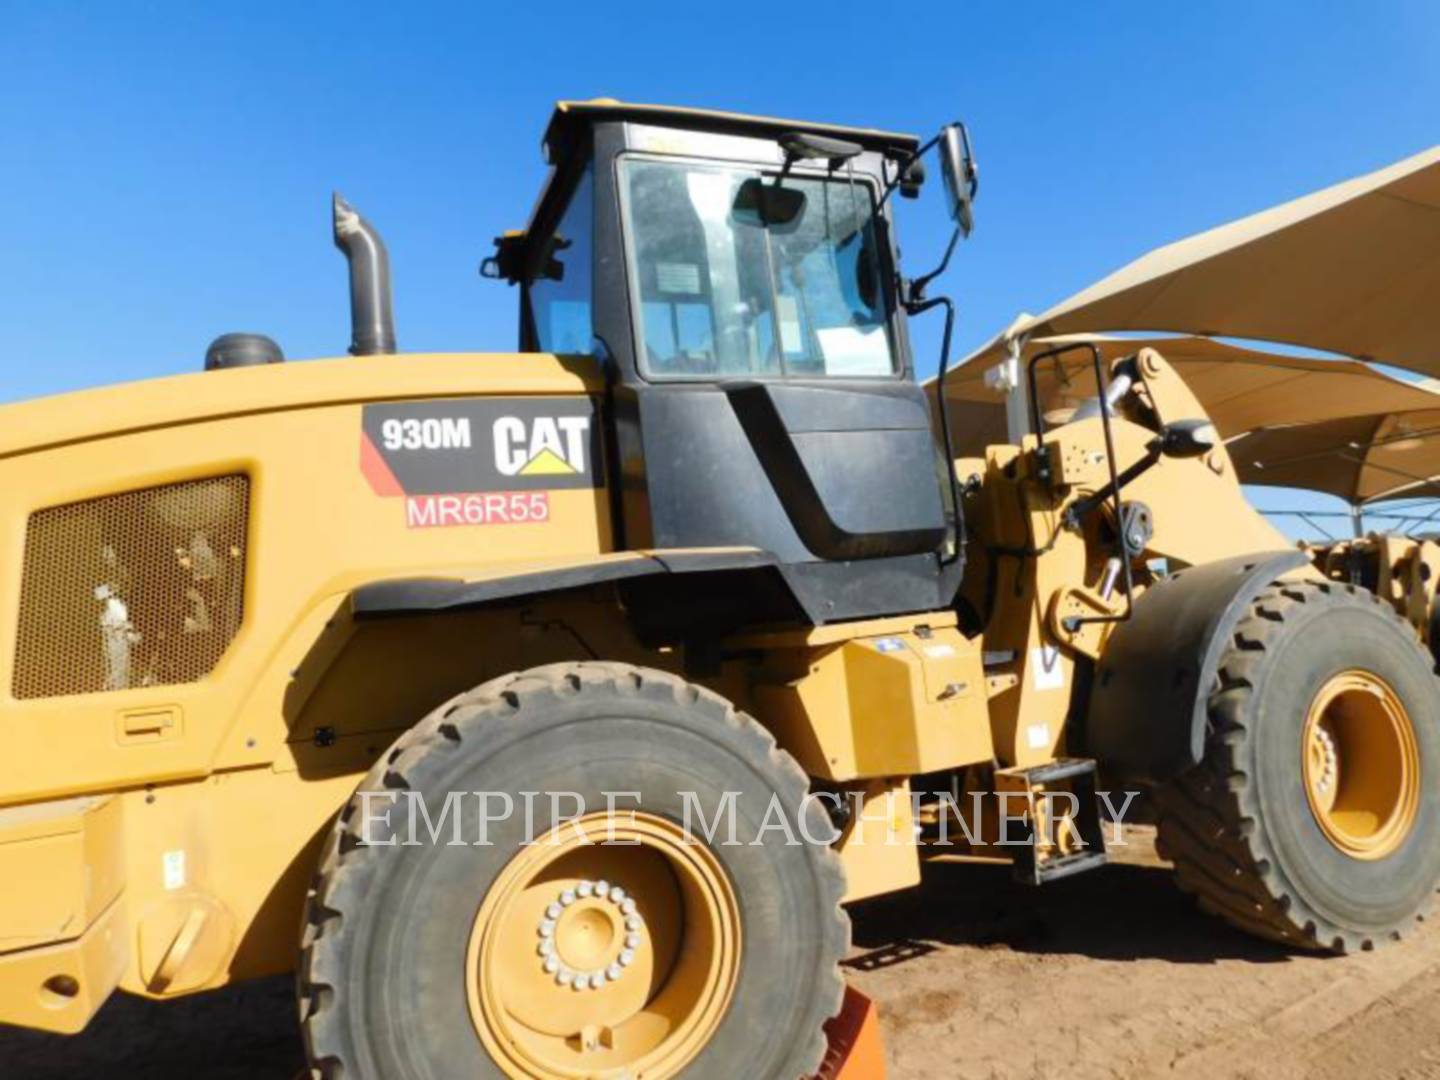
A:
332 192 396 356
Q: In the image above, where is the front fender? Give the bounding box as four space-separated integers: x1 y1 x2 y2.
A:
1085 549 1310 781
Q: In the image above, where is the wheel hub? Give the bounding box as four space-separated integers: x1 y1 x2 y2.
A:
1302 670 1420 860
537 879 645 990
467 812 740 1079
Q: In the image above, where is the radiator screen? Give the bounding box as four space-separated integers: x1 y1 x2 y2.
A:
13 476 250 699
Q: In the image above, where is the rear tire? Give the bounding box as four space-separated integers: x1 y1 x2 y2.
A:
1155 581 1440 952
298 661 848 1079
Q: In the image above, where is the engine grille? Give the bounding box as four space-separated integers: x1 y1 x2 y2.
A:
12 475 250 699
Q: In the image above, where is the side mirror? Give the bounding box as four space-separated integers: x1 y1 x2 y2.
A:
939 123 978 236
1158 419 1219 459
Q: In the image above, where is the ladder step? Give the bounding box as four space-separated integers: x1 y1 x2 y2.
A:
996 757 1109 886
1020 756 1098 785
1033 848 1108 884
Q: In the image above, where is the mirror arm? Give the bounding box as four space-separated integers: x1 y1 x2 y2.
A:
878 132 944 212
904 224 961 310
772 151 802 190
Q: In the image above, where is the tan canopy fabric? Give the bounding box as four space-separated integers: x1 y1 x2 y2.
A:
927 333 1440 505
928 334 1440 459
1228 410 1440 505
959 145 1440 376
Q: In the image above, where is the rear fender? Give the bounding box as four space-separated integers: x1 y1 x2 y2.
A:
349 547 805 644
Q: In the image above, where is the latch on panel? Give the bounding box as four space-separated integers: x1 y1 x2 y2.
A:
117 707 182 745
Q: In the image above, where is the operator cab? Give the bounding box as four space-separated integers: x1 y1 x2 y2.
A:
486 100 976 624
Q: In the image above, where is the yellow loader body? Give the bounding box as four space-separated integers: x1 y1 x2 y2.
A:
0 352 631 1029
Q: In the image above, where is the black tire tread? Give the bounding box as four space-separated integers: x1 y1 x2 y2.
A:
297 660 849 1079
1154 580 1439 954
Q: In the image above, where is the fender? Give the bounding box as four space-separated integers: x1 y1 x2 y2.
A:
1085 549 1311 781
349 547 806 643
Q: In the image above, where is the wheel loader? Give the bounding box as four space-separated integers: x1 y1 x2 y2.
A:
1 100 1438 1080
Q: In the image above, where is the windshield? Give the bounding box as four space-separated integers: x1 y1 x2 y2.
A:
621 158 896 378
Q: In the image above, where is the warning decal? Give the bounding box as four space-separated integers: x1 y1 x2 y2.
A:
360 397 602 527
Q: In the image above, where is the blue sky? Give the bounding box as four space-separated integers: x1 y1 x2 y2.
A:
3 3 1438 537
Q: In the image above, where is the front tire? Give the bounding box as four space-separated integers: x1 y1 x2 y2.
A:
1156 581 1440 952
299 662 848 1079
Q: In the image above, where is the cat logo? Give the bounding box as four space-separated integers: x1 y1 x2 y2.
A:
360 397 602 512
492 415 591 477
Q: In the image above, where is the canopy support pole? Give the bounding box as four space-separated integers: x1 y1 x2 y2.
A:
1351 504 1365 539
999 332 1032 443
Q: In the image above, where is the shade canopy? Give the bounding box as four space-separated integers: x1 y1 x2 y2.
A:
1228 411 1440 505
960 145 1440 377
931 334 1440 447
927 334 1440 506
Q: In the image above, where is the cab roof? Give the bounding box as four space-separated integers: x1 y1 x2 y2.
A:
542 99 921 164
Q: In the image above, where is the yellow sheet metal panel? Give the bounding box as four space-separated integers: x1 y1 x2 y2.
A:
0 892 128 1034
113 768 362 996
729 610 958 650
837 779 922 903
753 624 991 782
0 352 602 461
0 796 124 954
844 630 991 777
0 833 87 951
0 370 614 806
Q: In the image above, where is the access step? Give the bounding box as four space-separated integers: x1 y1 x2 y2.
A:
994 757 1109 885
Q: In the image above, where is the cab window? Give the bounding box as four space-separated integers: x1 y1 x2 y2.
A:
620 157 895 379
526 166 594 355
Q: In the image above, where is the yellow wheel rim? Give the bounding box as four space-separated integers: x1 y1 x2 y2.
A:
467 811 741 1079
1302 670 1421 860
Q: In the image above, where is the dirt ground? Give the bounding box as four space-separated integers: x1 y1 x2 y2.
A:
3 825 1439 1079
